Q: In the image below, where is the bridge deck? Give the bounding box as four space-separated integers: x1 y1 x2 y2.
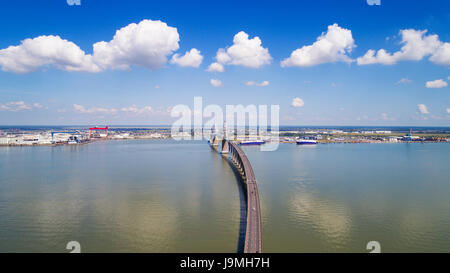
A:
228 141 262 253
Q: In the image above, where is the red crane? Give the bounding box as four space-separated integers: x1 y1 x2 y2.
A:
89 126 109 138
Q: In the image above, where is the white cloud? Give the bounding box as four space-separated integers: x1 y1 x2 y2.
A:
0 35 99 73
425 79 448 88
396 78 412 84
120 105 153 114
418 104 429 114
291 97 305 107
208 31 271 70
0 101 44 111
357 49 394 65
73 104 118 114
210 79 222 87
92 19 179 70
281 23 355 67
246 80 269 87
429 42 450 66
447 108 450 114
206 62 225 72
73 104 154 115
170 48 203 67
259 81 269 86
73 104 86 112
357 29 449 66
0 101 32 111
0 19 181 73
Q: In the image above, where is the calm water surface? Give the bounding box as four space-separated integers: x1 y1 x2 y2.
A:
243 143 450 252
0 140 241 252
1 140 449 252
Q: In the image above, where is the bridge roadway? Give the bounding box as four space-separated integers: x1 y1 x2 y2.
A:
214 139 262 253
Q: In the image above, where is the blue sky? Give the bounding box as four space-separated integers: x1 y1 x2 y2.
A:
0 0 449 125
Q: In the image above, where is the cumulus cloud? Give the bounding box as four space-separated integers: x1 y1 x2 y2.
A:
425 79 448 88
210 78 223 87
0 35 100 73
357 29 449 66
92 19 179 70
246 80 269 87
291 97 305 107
418 104 429 114
447 108 450 114
281 23 355 67
429 42 450 65
0 19 181 73
206 62 225 72
0 101 43 111
170 48 203 67
208 31 271 71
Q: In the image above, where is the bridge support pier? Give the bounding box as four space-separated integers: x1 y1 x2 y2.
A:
221 139 229 154
210 136 221 152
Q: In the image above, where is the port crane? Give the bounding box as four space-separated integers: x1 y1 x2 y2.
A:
88 126 109 138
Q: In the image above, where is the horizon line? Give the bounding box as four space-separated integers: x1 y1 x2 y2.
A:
1 124 450 128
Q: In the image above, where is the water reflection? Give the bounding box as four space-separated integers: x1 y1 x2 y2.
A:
289 190 351 249
1 141 449 252
0 140 240 252
243 143 450 252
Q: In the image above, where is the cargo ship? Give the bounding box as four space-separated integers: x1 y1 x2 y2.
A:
296 139 317 145
239 140 265 145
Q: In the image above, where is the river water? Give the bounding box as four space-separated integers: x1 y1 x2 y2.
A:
243 142 450 252
0 140 449 252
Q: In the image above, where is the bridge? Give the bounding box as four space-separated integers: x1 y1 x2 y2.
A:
210 135 263 253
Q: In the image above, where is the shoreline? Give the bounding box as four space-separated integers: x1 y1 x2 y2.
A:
1 137 448 147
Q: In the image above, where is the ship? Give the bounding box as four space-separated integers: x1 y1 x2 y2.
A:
296 139 317 145
239 140 265 145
